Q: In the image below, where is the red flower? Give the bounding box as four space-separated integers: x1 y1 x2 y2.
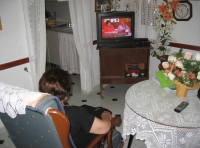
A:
174 70 182 77
188 73 195 79
158 3 168 14
168 0 180 11
163 11 174 21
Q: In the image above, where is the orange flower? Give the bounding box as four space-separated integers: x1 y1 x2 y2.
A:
163 11 173 21
164 69 171 74
174 70 182 77
188 73 195 79
158 3 168 14
168 0 180 11
169 63 175 70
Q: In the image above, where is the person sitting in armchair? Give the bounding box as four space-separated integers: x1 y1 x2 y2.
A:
38 68 122 148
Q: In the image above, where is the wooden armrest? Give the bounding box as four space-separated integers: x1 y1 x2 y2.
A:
86 116 122 148
48 109 72 148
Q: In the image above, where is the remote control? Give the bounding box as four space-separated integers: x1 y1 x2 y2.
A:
174 101 189 113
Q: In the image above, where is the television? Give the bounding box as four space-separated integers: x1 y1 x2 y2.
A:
96 11 135 48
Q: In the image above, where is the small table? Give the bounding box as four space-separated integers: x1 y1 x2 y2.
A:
122 79 200 148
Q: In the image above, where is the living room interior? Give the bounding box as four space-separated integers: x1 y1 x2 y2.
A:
0 0 200 148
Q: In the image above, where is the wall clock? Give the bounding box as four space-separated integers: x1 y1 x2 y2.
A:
173 0 192 21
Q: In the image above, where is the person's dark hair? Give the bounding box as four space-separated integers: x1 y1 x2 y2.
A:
106 20 111 25
39 68 71 101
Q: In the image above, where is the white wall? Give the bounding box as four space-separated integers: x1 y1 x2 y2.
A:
0 0 33 128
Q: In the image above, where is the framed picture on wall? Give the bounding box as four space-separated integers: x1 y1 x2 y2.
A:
95 0 112 12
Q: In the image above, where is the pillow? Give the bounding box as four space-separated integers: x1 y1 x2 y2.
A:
156 70 175 88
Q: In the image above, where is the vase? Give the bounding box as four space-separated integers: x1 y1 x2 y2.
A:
157 55 168 71
174 80 200 98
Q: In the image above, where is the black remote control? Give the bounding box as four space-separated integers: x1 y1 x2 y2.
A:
174 101 189 113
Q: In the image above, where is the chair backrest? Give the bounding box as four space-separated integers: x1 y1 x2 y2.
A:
0 94 75 148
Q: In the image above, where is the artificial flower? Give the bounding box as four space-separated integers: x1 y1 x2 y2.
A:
175 61 183 69
162 49 200 87
174 69 182 77
184 52 192 60
151 0 179 59
168 55 176 62
195 53 200 61
162 62 170 69
158 3 168 14
168 72 175 81
168 0 180 10
188 73 195 79
163 11 173 21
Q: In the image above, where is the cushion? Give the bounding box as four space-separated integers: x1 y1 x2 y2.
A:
156 70 175 88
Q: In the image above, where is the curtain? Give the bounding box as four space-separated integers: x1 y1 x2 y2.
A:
68 0 95 94
58 33 80 74
22 0 46 91
124 0 157 41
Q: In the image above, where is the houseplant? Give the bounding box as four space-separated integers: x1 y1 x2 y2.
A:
162 49 200 98
151 0 180 69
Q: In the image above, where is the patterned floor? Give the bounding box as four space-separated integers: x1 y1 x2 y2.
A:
0 73 147 148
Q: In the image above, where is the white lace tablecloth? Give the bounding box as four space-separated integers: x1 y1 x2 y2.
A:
122 80 200 148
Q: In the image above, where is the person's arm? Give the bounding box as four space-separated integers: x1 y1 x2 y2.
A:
89 111 112 134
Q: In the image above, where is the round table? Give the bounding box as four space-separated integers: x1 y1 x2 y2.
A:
122 79 200 148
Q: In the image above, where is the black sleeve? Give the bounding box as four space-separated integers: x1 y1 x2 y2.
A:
77 106 95 134
63 106 95 134
81 104 112 119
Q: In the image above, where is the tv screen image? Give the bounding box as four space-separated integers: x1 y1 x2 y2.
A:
102 17 132 38
96 11 135 48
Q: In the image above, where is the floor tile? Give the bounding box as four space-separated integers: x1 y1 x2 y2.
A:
0 128 7 135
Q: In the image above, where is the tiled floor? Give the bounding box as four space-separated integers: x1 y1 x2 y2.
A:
0 73 147 148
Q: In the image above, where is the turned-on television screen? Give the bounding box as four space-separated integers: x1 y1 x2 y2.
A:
96 11 135 48
102 17 132 38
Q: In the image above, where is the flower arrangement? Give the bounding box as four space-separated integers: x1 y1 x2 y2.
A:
151 0 180 59
162 49 200 87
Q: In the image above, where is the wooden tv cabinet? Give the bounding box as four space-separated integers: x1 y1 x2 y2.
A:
97 46 150 98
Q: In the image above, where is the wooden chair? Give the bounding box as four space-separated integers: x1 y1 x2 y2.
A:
0 94 122 148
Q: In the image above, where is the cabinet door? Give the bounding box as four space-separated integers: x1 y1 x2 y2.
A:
124 49 148 63
136 49 148 63
100 49 125 76
124 49 139 63
46 31 60 65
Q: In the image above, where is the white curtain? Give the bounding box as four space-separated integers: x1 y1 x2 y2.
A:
22 0 46 91
58 33 80 74
124 0 157 41
68 0 95 94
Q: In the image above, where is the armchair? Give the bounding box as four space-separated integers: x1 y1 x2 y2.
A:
0 91 122 148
